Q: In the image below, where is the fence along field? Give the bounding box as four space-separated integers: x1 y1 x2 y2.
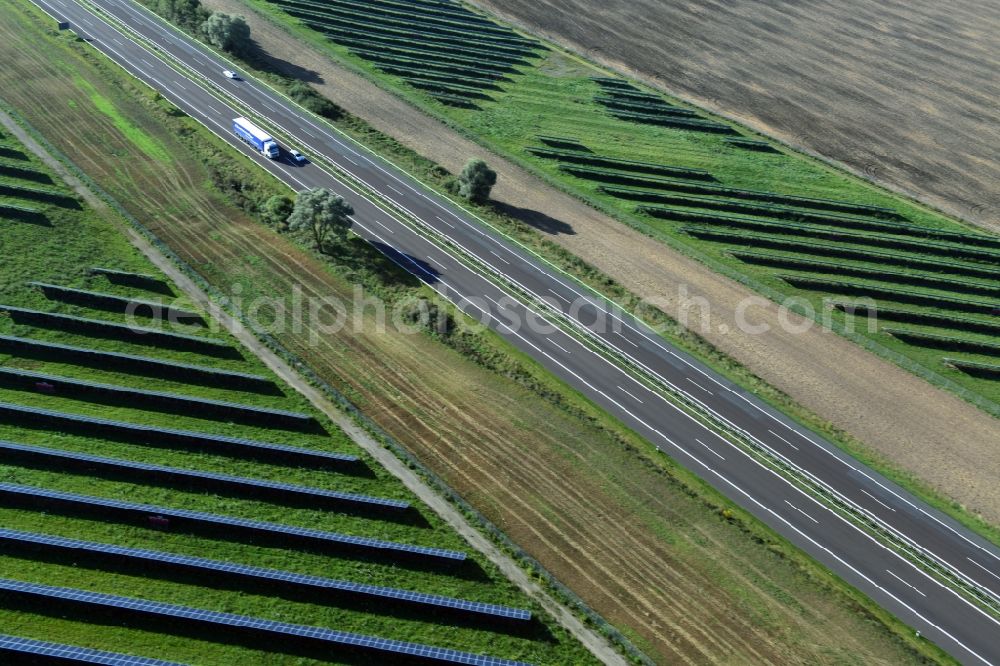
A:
0 126 595 665
254 0 1000 407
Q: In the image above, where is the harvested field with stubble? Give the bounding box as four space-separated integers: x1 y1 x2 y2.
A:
0 3 940 664
471 0 1000 232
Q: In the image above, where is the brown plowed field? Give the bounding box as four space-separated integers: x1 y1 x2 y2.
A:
0 4 933 663
471 0 1000 233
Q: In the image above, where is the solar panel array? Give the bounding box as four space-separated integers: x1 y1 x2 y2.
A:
0 633 186 666
0 528 529 622
29 281 202 323
0 440 405 512
0 366 314 430
0 483 465 563
0 303 231 354
0 401 357 468
0 579 529 665
90 267 173 296
0 334 275 392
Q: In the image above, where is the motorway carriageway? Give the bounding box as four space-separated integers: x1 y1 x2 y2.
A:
29 0 1000 661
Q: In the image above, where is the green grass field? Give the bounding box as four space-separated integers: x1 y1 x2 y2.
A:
250 0 1000 412
0 127 596 664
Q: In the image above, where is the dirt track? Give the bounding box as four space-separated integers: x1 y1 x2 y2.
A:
472 0 1000 233
212 0 1000 526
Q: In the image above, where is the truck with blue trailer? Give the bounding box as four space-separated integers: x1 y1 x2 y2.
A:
232 117 280 159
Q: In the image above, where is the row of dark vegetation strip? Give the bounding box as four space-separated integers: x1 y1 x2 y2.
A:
527 146 714 180
668 217 1000 263
30 282 204 325
560 164 716 187
606 109 738 135
0 145 28 160
0 201 48 225
0 401 356 470
277 1 535 57
833 303 1000 336
730 251 1000 299
0 366 313 431
0 305 234 357
599 183 901 218
350 47 510 81
536 135 590 152
682 228 999 281
0 159 53 184
594 96 698 118
944 358 1000 380
0 181 80 208
90 267 175 296
641 199 1000 249
778 275 1000 316
0 334 278 394
724 137 780 153
885 329 1000 358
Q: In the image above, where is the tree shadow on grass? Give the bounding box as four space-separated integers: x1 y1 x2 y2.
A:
242 39 323 84
492 201 576 236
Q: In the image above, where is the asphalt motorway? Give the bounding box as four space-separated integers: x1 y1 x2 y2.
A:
26 0 1000 661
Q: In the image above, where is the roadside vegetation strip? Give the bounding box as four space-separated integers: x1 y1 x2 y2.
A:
730 251 1000 300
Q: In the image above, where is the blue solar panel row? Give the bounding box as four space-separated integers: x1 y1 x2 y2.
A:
0 304 231 355
0 483 464 563
0 633 187 666
0 440 405 512
0 401 357 468
0 366 314 430
0 334 275 392
0 579 530 666
29 281 203 323
0 528 529 621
